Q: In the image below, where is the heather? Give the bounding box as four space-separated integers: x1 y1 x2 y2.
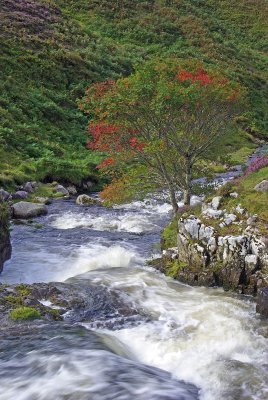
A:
245 156 268 176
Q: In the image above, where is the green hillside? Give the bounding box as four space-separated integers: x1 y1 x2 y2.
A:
1 0 267 188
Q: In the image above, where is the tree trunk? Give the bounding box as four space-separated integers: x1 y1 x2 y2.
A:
168 185 178 214
183 159 192 205
183 189 190 205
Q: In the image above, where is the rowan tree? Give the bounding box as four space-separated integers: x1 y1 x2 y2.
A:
80 59 245 212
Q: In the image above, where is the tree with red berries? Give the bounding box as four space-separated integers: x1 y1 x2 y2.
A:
80 59 245 212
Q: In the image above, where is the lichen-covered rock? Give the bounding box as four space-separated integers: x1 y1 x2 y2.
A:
76 194 100 206
12 202 48 219
162 214 268 295
254 180 268 192
211 196 222 210
34 196 51 205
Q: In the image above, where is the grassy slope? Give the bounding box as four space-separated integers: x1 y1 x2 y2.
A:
1 0 267 188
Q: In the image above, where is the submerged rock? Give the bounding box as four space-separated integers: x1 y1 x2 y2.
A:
0 280 150 329
12 201 48 219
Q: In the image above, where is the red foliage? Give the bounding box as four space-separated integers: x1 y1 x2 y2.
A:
87 122 146 167
176 68 213 86
96 157 115 169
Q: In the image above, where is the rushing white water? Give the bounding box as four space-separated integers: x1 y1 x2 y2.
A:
1 196 268 400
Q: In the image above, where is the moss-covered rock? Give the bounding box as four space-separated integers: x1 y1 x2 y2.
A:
9 306 41 321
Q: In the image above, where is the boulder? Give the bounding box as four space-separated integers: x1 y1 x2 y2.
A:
0 189 10 202
211 196 222 210
81 180 94 190
76 194 100 206
34 197 51 205
66 185 77 195
230 192 239 198
12 202 48 219
254 180 268 192
223 213 237 226
203 208 223 219
54 184 69 196
23 182 34 193
256 287 268 317
12 191 28 199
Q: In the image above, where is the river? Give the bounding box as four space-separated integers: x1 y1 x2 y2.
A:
1 196 268 400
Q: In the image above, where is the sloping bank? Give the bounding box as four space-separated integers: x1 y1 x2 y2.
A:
0 203 11 273
157 165 268 317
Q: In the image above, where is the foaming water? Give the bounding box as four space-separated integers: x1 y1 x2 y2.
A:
1 197 268 399
51 210 159 233
0 325 198 400
80 268 268 400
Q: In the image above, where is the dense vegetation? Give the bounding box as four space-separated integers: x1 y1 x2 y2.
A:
1 0 267 188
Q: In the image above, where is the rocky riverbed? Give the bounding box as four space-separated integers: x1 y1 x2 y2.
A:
0 196 268 400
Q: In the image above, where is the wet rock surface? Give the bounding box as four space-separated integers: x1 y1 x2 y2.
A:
0 323 199 400
0 228 11 274
0 280 150 329
256 287 268 317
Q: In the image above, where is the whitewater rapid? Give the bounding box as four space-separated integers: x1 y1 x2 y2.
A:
1 197 268 400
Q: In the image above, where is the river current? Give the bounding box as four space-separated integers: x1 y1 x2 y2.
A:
1 196 268 400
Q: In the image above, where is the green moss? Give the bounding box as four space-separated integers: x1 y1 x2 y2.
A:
4 295 23 306
162 217 178 250
166 260 188 278
9 306 41 321
15 284 31 297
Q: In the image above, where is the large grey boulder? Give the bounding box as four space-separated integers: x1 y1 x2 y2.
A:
76 194 100 206
254 180 268 192
12 202 48 219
